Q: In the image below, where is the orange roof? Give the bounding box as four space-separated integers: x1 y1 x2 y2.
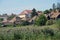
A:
20 10 32 15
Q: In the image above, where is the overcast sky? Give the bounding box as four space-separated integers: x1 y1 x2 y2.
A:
0 0 59 15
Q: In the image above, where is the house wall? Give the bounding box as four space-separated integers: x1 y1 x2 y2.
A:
19 15 26 18
19 13 31 18
0 17 7 21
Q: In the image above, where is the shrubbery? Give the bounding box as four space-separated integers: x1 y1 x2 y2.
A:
0 18 3 22
46 20 54 25
0 23 2 27
35 14 47 26
0 26 60 40
55 19 60 28
21 21 30 26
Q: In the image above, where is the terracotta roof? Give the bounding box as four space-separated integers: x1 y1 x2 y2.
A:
20 10 32 15
50 12 60 18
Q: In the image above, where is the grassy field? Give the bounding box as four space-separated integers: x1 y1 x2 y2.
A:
0 25 60 40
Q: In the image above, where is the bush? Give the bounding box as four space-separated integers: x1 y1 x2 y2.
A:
44 10 50 14
31 8 38 17
14 32 23 40
0 18 3 22
0 23 2 27
55 19 60 28
21 21 30 26
41 27 54 36
35 14 47 26
0 26 60 40
46 20 54 25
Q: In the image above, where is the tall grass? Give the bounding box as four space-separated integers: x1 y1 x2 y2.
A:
0 25 60 40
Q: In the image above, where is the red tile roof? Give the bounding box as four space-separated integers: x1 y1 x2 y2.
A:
20 10 32 15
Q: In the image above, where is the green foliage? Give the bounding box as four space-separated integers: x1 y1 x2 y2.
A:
55 19 60 28
57 8 60 12
14 32 23 40
0 18 3 22
31 8 38 17
35 14 47 26
41 27 54 36
57 3 60 10
0 26 60 40
46 20 54 25
0 23 2 27
49 8 53 12
53 3 56 11
21 21 30 26
44 10 50 14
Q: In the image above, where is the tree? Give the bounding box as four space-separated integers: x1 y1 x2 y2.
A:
0 18 3 22
44 10 50 14
57 3 60 9
57 3 60 12
49 8 53 12
52 3 56 11
31 8 38 17
21 21 30 26
35 14 47 26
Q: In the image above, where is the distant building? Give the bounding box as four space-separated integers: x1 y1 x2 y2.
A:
18 10 32 21
0 14 8 23
2 16 22 25
47 10 60 20
9 16 22 24
37 11 42 16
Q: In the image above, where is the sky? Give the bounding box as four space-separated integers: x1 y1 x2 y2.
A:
0 0 59 15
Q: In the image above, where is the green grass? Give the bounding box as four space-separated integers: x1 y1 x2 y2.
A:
0 25 60 40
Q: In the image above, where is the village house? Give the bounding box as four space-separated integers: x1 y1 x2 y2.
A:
47 10 60 20
28 11 42 23
0 10 47 26
0 14 8 22
50 13 60 20
18 10 32 21
8 10 43 24
1 14 17 25
37 11 43 16
18 10 42 21
2 16 22 26
9 16 22 24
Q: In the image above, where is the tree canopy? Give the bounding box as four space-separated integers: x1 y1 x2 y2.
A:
44 10 50 14
35 14 47 26
31 8 38 17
